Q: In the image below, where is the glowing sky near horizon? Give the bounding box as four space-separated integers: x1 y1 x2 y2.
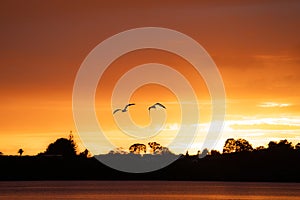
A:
0 0 300 155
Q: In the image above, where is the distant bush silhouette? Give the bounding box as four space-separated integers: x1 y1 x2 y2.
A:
128 142 175 155
79 149 90 158
108 147 128 155
210 150 221 156
18 149 24 156
255 146 266 151
0 152 3 156
40 134 77 157
156 147 173 155
268 139 293 152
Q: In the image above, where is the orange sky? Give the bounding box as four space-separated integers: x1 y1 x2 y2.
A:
0 0 300 155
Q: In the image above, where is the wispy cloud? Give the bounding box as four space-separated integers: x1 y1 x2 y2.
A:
230 124 300 130
228 117 300 131
228 117 300 126
259 102 291 108
253 54 298 62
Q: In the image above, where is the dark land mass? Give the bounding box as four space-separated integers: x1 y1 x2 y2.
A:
1 137 300 181
1 149 300 182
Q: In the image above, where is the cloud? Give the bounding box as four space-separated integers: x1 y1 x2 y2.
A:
259 102 291 108
228 117 300 131
253 55 297 62
230 124 300 130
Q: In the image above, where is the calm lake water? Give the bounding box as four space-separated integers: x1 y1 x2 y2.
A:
0 181 300 200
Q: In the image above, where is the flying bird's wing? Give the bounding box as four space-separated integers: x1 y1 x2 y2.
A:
113 109 122 114
124 103 135 110
155 102 166 109
148 105 155 115
148 104 156 111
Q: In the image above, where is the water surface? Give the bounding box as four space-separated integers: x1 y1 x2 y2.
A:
0 181 300 199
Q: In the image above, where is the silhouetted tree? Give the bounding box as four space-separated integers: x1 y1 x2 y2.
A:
223 138 253 153
129 143 146 154
148 142 162 154
79 149 90 158
268 139 293 151
210 150 221 156
18 149 24 156
255 146 266 151
185 151 189 156
295 143 300 150
43 134 77 157
199 148 209 158
235 138 253 152
0 152 3 156
156 147 173 155
223 138 236 153
268 141 277 149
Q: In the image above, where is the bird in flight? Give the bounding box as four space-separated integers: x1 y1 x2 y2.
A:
148 102 166 113
113 103 136 114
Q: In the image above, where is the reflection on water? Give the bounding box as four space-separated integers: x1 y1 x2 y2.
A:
0 181 300 200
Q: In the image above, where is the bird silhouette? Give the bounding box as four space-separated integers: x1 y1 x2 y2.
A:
113 103 136 114
148 102 166 113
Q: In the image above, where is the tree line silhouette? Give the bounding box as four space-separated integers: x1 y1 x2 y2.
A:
1 135 300 181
